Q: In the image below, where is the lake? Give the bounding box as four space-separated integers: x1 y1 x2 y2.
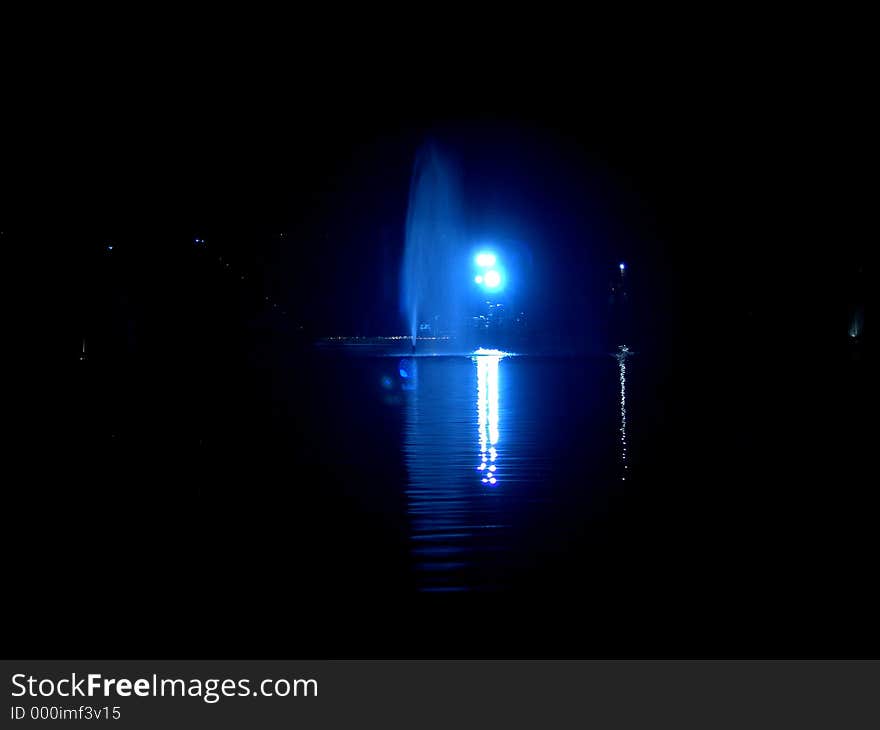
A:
21 339 875 656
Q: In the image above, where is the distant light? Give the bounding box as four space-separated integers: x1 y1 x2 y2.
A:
475 252 496 267
619 262 626 271
489 477 497 485
484 270 501 288
399 368 408 378
106 244 113 251
474 275 483 284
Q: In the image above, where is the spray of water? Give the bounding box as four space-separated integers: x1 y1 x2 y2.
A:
849 305 864 339
400 143 464 346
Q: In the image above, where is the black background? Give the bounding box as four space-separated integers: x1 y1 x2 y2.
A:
4 24 872 658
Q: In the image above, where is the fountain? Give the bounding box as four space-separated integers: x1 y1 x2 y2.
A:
400 143 465 350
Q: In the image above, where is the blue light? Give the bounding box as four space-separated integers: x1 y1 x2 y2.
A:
483 270 502 289
399 368 408 378
475 252 496 267
619 262 626 271
474 275 483 284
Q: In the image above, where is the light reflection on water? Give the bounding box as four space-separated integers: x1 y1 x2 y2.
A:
475 352 503 486
402 353 629 592
403 355 510 592
619 354 628 480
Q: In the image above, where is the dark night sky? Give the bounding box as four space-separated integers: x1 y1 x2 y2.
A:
59 100 856 343
1 42 865 390
0 48 860 367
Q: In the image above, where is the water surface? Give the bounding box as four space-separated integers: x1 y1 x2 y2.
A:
399 353 629 591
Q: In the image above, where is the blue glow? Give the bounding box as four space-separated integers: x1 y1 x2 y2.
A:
475 252 496 267
483 270 501 289
399 358 417 390
474 275 483 284
619 262 626 271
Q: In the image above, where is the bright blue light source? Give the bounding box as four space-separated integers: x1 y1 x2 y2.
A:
483 270 501 289
399 368 408 378
619 262 626 271
474 275 483 284
475 252 496 267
